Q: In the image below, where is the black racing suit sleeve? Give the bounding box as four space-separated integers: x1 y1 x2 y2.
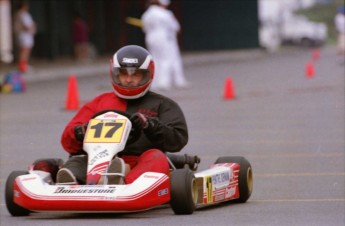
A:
142 100 188 153
122 92 188 155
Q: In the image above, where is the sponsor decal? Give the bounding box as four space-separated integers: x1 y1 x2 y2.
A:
54 187 115 194
225 186 236 198
215 194 225 202
158 188 168 196
103 113 118 118
122 58 138 64
143 175 159 179
22 177 37 181
89 150 109 165
212 172 230 185
138 108 158 117
206 176 213 203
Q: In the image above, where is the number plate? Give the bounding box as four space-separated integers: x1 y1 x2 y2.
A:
84 119 126 143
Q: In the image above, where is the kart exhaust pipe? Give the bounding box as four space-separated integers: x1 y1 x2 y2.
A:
167 154 200 171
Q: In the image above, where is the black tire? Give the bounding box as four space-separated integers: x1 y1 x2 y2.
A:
5 171 31 216
170 168 198 214
215 156 253 203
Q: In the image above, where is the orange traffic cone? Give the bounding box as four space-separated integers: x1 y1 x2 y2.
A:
311 49 320 61
305 61 314 78
18 60 27 73
224 77 236 100
65 75 79 110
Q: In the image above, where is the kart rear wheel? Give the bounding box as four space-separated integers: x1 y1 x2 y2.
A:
5 171 31 216
170 168 198 214
215 156 253 203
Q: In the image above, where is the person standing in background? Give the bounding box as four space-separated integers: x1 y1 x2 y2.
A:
334 5 345 64
72 12 89 61
141 0 189 91
14 0 36 72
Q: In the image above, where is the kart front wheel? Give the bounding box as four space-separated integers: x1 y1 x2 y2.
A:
215 156 253 203
170 168 198 214
5 171 31 216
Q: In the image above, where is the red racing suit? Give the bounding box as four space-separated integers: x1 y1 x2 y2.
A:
61 91 188 183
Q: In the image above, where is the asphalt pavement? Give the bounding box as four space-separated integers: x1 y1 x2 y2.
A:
0 44 344 226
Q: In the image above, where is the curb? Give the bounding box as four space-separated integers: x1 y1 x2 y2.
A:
1 48 265 84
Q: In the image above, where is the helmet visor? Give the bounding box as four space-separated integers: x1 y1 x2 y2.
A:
111 67 151 88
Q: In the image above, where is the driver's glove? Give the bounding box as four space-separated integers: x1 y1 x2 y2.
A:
74 123 88 142
130 113 149 131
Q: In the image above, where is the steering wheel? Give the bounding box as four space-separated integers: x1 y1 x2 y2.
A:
91 109 141 145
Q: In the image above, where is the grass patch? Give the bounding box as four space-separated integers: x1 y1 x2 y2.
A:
296 0 344 44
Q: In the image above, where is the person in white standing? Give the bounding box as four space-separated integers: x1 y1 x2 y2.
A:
14 1 36 72
334 5 345 64
141 0 189 91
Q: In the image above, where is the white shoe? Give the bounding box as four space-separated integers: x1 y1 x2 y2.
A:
56 168 77 184
107 157 125 184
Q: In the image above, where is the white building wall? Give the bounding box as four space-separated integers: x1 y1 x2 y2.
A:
0 0 13 63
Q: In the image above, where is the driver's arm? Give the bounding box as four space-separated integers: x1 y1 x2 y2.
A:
61 92 127 154
131 98 188 153
60 103 96 154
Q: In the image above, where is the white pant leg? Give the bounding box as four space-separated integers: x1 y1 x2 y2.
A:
171 54 188 86
146 38 172 90
169 44 188 87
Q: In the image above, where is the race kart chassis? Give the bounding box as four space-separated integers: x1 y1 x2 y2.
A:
6 154 253 215
5 110 253 216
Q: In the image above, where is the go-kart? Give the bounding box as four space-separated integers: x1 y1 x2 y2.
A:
5 110 253 216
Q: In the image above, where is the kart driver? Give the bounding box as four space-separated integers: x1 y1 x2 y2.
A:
57 45 188 184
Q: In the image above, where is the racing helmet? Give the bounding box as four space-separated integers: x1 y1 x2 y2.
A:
110 45 154 99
